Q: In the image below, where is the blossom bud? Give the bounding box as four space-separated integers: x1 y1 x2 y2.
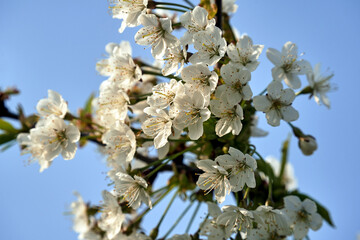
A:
298 135 318 156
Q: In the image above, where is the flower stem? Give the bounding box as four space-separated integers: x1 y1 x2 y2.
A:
278 135 290 182
154 6 187 13
265 178 273 206
130 184 175 228
141 69 181 81
183 0 195 8
162 198 194 238
154 1 192 10
185 201 201 233
145 144 199 179
216 0 222 30
155 188 178 230
258 87 267 96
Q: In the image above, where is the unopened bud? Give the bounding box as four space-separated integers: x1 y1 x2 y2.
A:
298 135 317 156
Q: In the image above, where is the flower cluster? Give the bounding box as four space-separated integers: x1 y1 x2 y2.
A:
4 1 335 240
17 90 80 172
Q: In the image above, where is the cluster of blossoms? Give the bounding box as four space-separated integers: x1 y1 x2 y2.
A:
17 90 80 172
5 1 335 240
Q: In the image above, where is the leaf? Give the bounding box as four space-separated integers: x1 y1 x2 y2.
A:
83 93 95 115
1 140 16 152
257 158 275 181
0 118 17 133
289 191 335 227
0 133 17 145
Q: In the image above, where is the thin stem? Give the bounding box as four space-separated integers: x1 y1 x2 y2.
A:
131 184 175 227
162 200 194 239
155 188 178 229
154 6 187 13
145 144 199 179
154 1 192 10
278 137 290 181
242 187 249 200
183 0 195 8
185 201 201 233
215 0 222 30
254 150 265 161
258 87 267 96
151 185 169 196
266 179 273 206
141 69 181 81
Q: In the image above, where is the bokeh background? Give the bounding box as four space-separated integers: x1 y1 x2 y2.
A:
1 0 359 239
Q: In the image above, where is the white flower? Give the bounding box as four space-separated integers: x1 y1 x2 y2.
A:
226 34 264 72
180 6 216 45
216 64 252 106
298 135 318 156
17 133 50 172
200 202 230 240
96 42 142 89
97 80 130 125
147 79 184 109
36 90 68 118
102 121 136 166
196 159 231 203
70 192 92 235
113 232 151 240
210 99 243 137
98 190 125 239
114 173 152 209
135 14 179 59
181 64 218 95
253 81 299 127
189 26 227 66
141 107 173 149
30 115 80 161
173 90 211 140
267 41 311 89
109 0 148 33
252 205 292 237
162 44 187 76
250 115 268 137
216 147 257 192
216 205 254 237
168 234 191 240
306 63 334 108
283 196 323 240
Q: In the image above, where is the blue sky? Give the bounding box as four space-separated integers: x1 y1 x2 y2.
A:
1 0 359 239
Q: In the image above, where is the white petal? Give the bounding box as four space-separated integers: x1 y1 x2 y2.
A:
266 48 282 66
280 106 299 122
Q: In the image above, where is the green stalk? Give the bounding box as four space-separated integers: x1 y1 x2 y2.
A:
185 201 201 233
258 87 267 96
183 0 195 8
162 201 194 239
145 144 199 179
154 6 187 13
131 184 175 227
141 69 181 81
154 1 192 10
278 136 290 182
154 188 179 230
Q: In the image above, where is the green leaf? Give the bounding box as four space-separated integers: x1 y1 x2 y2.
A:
289 191 335 227
83 93 95 114
0 118 17 133
279 135 291 181
1 140 16 152
0 133 17 145
257 158 275 181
